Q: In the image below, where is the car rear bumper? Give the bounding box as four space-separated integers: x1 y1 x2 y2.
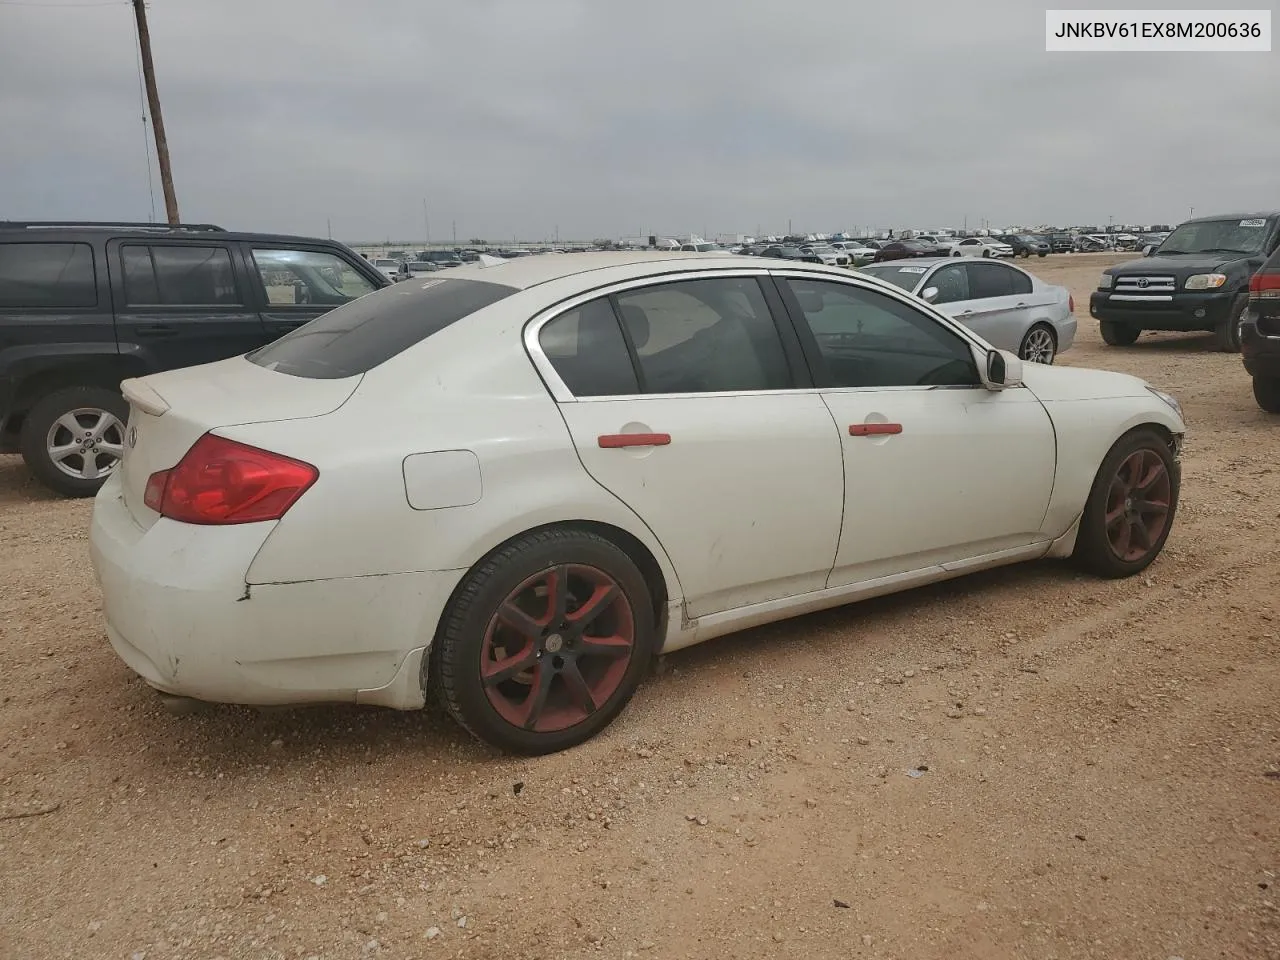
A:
1088 291 1234 331
88 474 458 710
1241 314 1280 378
0 374 16 449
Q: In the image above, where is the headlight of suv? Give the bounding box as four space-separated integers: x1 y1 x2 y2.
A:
1098 274 1113 289
1185 273 1226 290
1146 386 1183 420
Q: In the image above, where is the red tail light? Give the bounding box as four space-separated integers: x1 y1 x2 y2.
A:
1250 272 1280 299
144 433 318 525
1069 294 1075 313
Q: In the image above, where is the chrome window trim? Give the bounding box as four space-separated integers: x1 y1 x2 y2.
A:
522 264 1002 403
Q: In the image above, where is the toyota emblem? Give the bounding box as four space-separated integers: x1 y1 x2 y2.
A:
128 426 137 448
1137 278 1150 288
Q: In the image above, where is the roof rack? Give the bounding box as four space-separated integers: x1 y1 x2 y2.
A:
0 221 227 232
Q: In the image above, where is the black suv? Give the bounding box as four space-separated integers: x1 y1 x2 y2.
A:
997 234 1050 258
0 221 389 496
1240 243 1280 412
1047 233 1074 253
1088 212 1280 353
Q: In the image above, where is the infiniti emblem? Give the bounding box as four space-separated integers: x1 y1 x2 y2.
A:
128 426 137 448
1137 278 1150 288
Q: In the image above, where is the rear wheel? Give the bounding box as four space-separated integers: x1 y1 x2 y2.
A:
18 386 129 498
1072 429 1179 578
433 527 655 755
1254 375 1280 413
1019 323 1057 364
1099 321 1140 346
1212 294 1246 353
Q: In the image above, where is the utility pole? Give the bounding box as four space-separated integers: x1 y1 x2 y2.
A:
422 199 430 246
327 217 332 239
451 220 456 245
133 0 179 224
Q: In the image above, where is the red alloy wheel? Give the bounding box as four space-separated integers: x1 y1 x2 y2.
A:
479 564 635 733
1104 449 1172 562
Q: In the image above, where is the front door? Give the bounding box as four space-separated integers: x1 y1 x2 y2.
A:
108 239 266 372
244 244 382 342
533 275 845 618
775 273 1057 587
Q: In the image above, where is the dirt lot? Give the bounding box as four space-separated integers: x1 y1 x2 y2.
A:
2 252 1277 960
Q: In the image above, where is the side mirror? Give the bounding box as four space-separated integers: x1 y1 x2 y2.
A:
921 286 940 303
1142 244 1156 257
982 348 1023 390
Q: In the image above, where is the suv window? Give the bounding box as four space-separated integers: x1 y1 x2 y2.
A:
964 262 1021 299
122 244 240 306
0 242 97 308
539 297 639 397
247 277 518 379
613 277 792 394
785 277 979 388
251 247 377 306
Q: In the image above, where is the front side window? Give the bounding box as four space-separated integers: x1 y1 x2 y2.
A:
926 263 971 304
538 297 639 397
253 248 377 306
0 242 97 308
612 277 792 394
785 277 979 389
121 244 240 306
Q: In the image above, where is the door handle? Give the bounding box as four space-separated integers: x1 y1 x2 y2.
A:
598 433 671 448
958 309 974 316
136 324 178 338
1015 302 1027 307
849 423 902 437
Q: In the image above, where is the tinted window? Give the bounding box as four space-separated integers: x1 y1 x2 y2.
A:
539 297 639 397
0 242 97 308
965 262 1018 299
786 278 978 389
613 277 791 394
248 277 518 379
858 264 925 292
926 263 970 304
122 244 240 306
251 247 376 306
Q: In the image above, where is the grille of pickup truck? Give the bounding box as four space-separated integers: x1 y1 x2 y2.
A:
1112 275 1176 299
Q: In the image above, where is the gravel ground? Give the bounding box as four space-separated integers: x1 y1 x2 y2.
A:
1 252 1277 960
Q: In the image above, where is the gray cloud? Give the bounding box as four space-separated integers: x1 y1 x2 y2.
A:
1 0 1275 242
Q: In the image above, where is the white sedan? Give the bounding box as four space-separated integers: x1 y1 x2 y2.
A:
858 258 1076 364
89 253 1185 755
952 237 1015 258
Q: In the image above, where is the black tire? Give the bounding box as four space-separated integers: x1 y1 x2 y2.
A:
1099 321 1140 346
433 527 656 755
1020 249 1030 259
1018 322 1057 364
19 386 129 498
1072 428 1179 579
1212 294 1247 353
1037 251 1047 258
982 249 991 258
1254 375 1280 414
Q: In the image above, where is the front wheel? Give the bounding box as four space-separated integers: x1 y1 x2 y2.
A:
18 385 129 498
1212 294 1246 353
433 527 655 755
1099 321 1140 346
1254 375 1280 414
1019 323 1057 364
1072 429 1179 578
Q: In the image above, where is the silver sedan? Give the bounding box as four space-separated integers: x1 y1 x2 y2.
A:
858 257 1076 364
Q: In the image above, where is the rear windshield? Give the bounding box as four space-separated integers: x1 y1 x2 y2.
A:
858 265 924 291
247 277 519 379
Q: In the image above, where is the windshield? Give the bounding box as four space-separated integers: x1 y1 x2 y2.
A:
1156 218 1271 256
858 265 924 291
693 243 722 252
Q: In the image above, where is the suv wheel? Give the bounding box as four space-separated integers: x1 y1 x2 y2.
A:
1099 321 1140 346
1212 294 1246 353
1254 376 1280 414
19 386 129 498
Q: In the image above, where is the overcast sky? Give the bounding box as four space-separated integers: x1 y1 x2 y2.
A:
0 0 1275 242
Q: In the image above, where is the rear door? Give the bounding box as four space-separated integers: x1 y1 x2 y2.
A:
942 261 1033 350
244 244 383 341
530 271 846 619
107 238 266 372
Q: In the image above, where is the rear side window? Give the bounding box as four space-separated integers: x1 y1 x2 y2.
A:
964 262 1016 299
248 277 519 379
0 242 97 308
121 244 241 306
539 297 639 396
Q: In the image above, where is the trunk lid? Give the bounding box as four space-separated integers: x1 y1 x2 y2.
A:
119 356 360 529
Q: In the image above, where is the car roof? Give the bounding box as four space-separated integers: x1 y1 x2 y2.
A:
0 222 360 247
1184 211 1280 224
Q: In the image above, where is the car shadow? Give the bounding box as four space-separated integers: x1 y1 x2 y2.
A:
0 454 64 507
